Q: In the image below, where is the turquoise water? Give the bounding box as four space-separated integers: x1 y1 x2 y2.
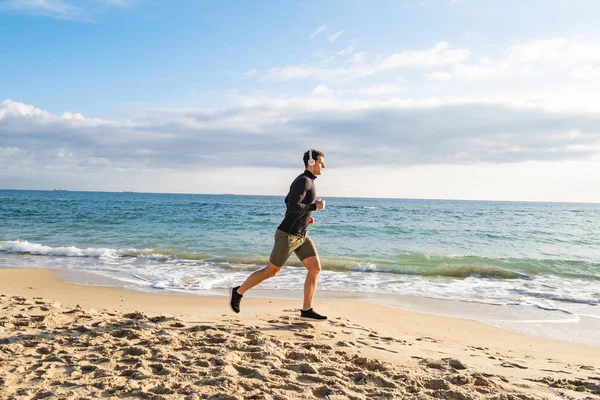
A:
1 189 599 316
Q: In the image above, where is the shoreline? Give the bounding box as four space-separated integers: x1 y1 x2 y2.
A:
2 268 600 399
2 268 599 356
52 266 600 347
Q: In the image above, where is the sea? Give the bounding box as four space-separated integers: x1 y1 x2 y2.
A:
1 189 599 344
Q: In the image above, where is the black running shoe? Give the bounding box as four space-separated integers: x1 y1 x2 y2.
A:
300 308 327 321
229 286 243 313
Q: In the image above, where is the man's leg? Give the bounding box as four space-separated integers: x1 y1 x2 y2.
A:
237 263 281 295
230 262 281 313
300 255 321 311
295 237 326 320
230 230 295 313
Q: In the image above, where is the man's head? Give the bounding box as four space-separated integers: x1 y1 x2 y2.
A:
303 149 325 176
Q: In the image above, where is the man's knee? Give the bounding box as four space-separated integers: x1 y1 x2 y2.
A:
265 263 282 278
303 256 321 274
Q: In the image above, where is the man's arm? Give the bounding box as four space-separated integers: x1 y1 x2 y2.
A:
286 177 317 213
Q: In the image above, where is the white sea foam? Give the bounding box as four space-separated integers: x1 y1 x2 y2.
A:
2 240 599 318
349 262 380 272
0 240 118 259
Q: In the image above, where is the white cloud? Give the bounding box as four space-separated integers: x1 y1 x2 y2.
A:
62 111 86 120
0 99 109 127
469 38 600 78
507 38 600 64
260 65 375 81
571 66 600 80
426 71 453 82
452 59 504 79
311 85 333 96
1 0 75 16
2 98 600 201
0 98 51 118
258 41 470 81
336 45 355 56
328 30 344 43
0 0 138 19
413 38 600 86
353 52 367 64
310 24 327 39
356 84 402 95
3 96 600 168
377 42 470 69
0 146 20 157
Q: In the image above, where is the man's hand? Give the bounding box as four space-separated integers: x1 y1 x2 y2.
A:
315 199 326 210
308 216 315 225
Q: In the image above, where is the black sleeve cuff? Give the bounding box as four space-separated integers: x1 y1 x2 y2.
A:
309 203 317 211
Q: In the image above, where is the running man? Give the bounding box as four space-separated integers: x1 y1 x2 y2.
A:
229 149 327 321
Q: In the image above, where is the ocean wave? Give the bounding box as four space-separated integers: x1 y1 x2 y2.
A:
516 290 599 306
0 240 213 262
348 263 527 279
337 205 380 210
0 240 118 258
2 240 599 282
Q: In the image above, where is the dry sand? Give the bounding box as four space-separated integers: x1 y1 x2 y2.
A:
1 268 599 399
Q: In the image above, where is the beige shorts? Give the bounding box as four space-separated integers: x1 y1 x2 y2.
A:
269 229 318 267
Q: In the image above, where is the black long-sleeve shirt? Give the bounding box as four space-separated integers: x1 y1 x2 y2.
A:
277 170 317 236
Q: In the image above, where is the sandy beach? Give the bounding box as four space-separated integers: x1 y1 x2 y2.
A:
1 268 599 400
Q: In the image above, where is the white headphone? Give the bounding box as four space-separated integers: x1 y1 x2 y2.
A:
307 149 315 166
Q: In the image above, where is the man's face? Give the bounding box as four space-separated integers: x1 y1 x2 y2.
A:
312 156 325 175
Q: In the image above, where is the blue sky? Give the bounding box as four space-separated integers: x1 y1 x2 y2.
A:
1 0 600 201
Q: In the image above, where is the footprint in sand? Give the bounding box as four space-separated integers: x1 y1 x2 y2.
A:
443 358 468 370
297 374 326 384
232 365 260 377
267 318 287 325
371 345 399 354
416 336 441 343
500 361 528 369
271 368 291 377
290 321 315 328
312 385 334 398
294 332 315 339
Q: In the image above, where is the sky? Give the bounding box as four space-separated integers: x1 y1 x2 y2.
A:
1 0 600 202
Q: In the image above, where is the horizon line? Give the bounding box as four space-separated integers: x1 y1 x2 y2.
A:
0 188 598 205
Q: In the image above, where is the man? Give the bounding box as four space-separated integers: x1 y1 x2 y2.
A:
229 149 327 321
